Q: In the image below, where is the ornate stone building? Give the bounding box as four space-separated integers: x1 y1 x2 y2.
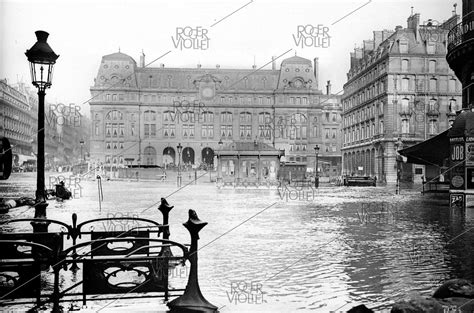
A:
341 12 462 183
0 79 34 165
89 53 342 176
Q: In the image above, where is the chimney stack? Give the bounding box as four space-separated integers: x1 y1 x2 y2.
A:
326 80 331 95
140 50 145 67
313 58 319 89
252 65 257 69
216 64 220 69
272 56 276 70
197 64 201 68
160 63 165 68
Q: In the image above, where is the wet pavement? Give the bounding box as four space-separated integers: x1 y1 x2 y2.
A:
1 172 474 312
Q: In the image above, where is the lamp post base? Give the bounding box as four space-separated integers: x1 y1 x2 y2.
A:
31 201 50 233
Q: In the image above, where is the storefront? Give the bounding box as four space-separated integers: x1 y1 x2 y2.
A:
217 141 284 187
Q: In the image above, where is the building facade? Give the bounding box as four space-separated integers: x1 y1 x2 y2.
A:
447 0 474 110
341 12 462 183
89 53 342 176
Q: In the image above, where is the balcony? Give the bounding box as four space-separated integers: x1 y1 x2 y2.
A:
447 13 474 53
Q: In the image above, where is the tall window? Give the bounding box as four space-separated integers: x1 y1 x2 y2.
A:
401 119 409 134
401 98 410 112
239 112 252 139
401 59 409 72
429 98 437 111
105 110 124 138
429 78 437 91
220 112 233 123
429 119 437 134
402 78 409 91
428 60 436 73
449 99 457 113
258 112 272 139
399 40 408 53
183 124 194 139
144 110 156 138
163 124 175 138
288 113 307 140
163 110 175 138
201 111 214 139
220 112 233 139
449 79 457 92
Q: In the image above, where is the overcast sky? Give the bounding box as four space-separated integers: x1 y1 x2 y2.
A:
1 0 461 117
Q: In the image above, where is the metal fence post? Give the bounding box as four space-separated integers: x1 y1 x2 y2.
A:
158 198 173 257
167 209 217 312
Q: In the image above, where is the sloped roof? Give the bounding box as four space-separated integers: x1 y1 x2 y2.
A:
102 52 136 63
281 56 312 65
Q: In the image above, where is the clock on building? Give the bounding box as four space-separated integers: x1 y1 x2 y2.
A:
202 87 214 98
200 85 215 100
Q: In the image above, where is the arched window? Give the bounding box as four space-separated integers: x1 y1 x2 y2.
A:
401 119 409 134
428 60 436 73
429 78 437 91
401 59 409 72
402 77 410 91
429 98 437 111
401 98 410 112
144 110 156 138
106 110 123 120
220 111 233 138
220 112 233 123
105 110 124 138
239 112 252 139
258 112 272 139
201 111 214 139
144 110 156 121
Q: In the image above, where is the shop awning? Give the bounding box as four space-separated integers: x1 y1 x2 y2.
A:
398 130 450 166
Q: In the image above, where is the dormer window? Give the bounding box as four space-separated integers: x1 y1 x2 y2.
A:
399 39 408 53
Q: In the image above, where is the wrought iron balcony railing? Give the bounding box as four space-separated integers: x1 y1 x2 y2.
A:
448 13 474 51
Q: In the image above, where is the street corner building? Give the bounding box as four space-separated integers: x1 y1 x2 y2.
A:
88 52 343 176
341 11 463 184
0 79 89 172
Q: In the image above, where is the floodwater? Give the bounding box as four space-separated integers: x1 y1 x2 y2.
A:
1 172 474 312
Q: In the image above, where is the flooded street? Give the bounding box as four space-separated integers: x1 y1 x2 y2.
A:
1 172 474 312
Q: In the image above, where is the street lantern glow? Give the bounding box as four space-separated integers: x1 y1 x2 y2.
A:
25 31 59 91
314 145 320 189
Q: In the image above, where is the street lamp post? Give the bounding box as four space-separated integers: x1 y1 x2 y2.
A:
80 139 84 163
314 145 320 188
25 30 59 230
395 138 403 195
177 143 182 187
217 139 223 184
